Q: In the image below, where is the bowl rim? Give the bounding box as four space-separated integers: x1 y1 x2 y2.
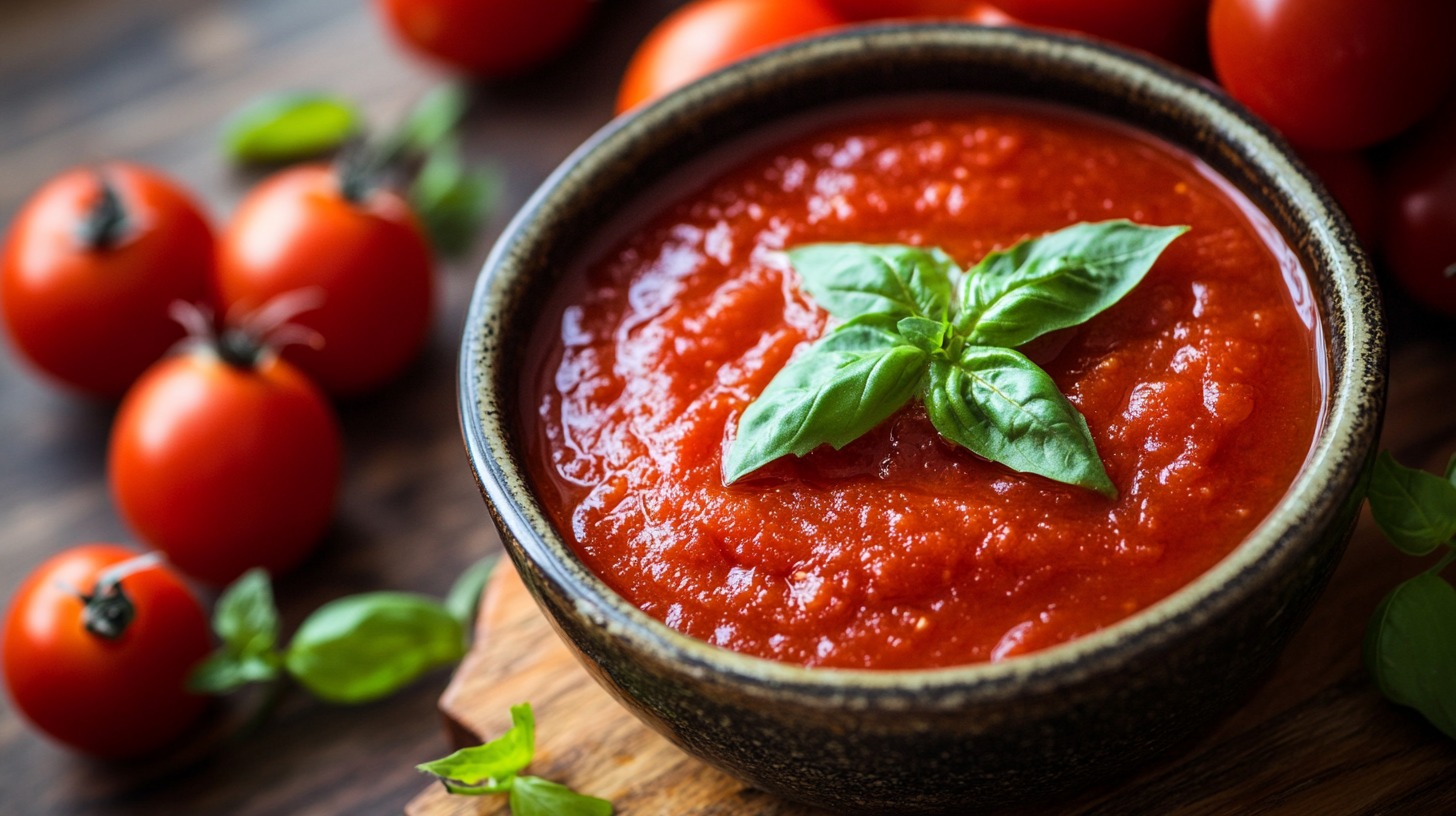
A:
459 23 1385 704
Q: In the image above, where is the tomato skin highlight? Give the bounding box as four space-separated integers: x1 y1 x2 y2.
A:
1209 0 1456 151
0 163 214 397
216 164 434 397
109 349 343 585
375 0 593 77
2 544 213 758
616 0 847 114
1381 104 1456 316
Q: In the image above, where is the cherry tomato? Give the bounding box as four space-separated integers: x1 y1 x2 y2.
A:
1209 0 1456 151
2 544 213 758
965 2 1019 26
216 164 434 397
988 0 1209 67
375 0 593 77
109 338 342 585
1381 104 1456 315
1 163 214 397
1298 149 1380 251
826 0 969 21
617 0 847 114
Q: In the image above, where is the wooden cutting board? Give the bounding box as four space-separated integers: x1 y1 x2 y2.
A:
408 340 1456 816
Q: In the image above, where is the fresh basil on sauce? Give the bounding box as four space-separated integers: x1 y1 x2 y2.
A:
723 220 1189 497
1365 451 1456 740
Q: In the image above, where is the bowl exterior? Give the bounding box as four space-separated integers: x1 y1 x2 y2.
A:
460 25 1386 814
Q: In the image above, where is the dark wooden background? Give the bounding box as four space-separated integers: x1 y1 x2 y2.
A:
2 1 1454 815
0 0 679 812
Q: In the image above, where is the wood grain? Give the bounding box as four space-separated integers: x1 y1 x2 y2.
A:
409 337 1456 815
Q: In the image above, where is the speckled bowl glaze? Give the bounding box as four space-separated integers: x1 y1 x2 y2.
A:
459 25 1386 814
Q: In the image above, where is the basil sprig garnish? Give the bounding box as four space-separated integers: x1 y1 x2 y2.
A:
724 220 1188 497
1364 451 1456 740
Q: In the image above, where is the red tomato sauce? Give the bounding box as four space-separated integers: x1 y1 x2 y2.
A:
527 102 1321 669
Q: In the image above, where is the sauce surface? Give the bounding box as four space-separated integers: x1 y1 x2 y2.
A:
528 103 1320 669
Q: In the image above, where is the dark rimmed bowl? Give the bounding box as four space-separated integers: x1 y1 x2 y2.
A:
459 24 1386 814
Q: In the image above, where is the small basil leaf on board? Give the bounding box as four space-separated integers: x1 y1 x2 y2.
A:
788 244 957 323
223 92 362 164
924 346 1116 497
445 555 500 628
510 775 614 816
724 321 928 483
410 139 500 257
957 220 1187 348
1368 451 1456 556
417 703 537 791
187 568 284 693
284 592 465 704
1364 573 1456 739
388 83 470 159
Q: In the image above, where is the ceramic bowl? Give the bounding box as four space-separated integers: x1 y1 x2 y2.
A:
459 24 1386 814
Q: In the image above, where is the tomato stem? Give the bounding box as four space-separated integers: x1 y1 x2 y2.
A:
77 171 131 250
80 578 137 640
336 140 380 206
216 327 265 370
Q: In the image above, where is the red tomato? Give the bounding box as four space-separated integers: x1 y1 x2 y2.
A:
1298 149 1379 251
1 164 214 397
826 0 970 20
109 342 342 585
965 2 1019 26
216 164 434 397
375 0 593 77
988 0 1209 67
1381 104 1456 315
2 544 213 758
1209 0 1456 151
617 0 847 114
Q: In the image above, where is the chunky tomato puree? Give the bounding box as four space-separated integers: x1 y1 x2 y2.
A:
527 103 1320 669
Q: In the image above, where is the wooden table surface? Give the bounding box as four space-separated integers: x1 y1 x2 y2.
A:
1 2 1452 815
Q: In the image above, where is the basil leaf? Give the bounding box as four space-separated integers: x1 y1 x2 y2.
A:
223 92 361 164
416 702 537 791
187 568 283 693
410 139 499 257
510 775 614 816
388 84 469 159
788 244 957 323
896 316 949 354
724 321 927 483
1446 453 1456 487
445 555 499 628
957 220 1187 348
1364 573 1456 739
214 568 280 656
924 346 1115 497
1368 451 1456 556
284 592 465 704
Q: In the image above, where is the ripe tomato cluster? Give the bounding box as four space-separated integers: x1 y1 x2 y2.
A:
2 155 437 755
608 0 1456 315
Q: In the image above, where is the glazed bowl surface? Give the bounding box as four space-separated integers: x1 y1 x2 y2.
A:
459 24 1385 814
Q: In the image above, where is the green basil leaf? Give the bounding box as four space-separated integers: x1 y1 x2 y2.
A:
788 244 957 323
956 220 1187 347
223 92 362 164
410 139 499 257
388 84 469 159
416 702 537 791
1368 451 1456 556
896 315 949 354
1364 573 1456 739
924 346 1115 497
724 320 928 483
510 775 614 816
445 555 499 628
1446 453 1456 487
187 650 281 694
214 568 280 657
284 592 465 704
